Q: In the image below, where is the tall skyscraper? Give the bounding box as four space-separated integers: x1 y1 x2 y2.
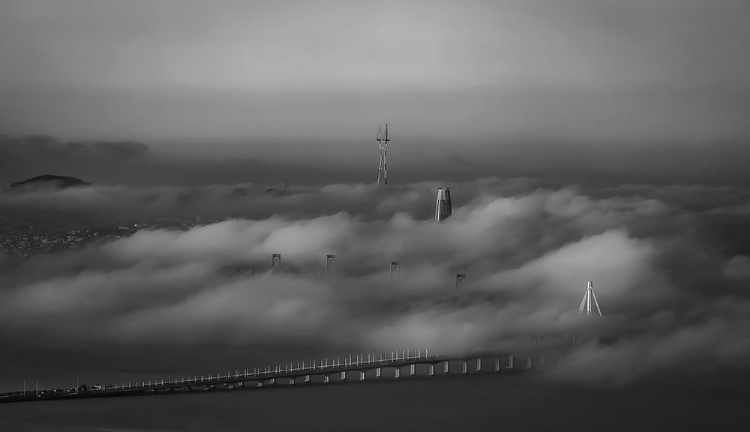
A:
434 188 452 221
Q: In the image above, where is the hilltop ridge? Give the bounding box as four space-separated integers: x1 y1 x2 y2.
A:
9 175 90 190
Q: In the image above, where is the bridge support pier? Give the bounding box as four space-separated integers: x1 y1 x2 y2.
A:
462 361 468 374
376 368 381 378
494 358 500 371
476 358 482 371
323 375 329 383
443 361 449 373
257 382 263 388
269 379 276 385
428 364 435 377
410 364 416 376
507 355 514 369
304 375 310 383
525 357 532 369
289 378 295 385
340 371 346 381
394 368 400 379
359 372 365 381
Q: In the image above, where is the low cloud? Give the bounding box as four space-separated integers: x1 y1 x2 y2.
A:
1 177 749 388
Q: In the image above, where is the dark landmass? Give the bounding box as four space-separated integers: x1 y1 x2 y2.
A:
0 217 206 259
9 175 90 190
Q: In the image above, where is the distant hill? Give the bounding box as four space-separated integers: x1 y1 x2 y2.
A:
9 175 90 190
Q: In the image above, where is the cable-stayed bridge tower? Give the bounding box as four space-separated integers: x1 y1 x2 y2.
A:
578 281 602 317
375 123 391 185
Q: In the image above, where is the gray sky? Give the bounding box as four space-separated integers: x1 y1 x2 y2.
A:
1 0 749 182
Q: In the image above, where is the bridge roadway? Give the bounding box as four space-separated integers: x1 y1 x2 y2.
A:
98 349 545 396
2 348 556 403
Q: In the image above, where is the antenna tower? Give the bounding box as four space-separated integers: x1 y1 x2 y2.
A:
578 281 602 317
375 123 391 185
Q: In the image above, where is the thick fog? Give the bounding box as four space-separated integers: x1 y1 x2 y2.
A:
2 172 749 390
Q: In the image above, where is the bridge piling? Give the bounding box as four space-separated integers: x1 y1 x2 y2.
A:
443 361 449 373
359 372 365 381
462 361 468 374
494 358 500 371
428 365 435 377
476 358 482 371
394 368 400 379
507 355 514 369
376 367 381 378
340 371 346 381
409 364 416 376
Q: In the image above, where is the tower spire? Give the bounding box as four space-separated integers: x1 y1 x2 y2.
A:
578 281 602 317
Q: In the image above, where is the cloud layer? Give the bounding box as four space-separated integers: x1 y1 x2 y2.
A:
2 177 750 389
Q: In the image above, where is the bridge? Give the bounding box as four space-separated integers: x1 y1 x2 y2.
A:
1 347 560 403
1 278 601 404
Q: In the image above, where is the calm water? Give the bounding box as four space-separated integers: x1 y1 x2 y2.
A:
1 374 747 432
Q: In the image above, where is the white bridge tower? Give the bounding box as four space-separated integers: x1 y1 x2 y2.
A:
578 281 602 317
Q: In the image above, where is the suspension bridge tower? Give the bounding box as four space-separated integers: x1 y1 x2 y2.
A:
375 123 391 185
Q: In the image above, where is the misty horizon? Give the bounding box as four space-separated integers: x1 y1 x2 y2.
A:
2 133 750 189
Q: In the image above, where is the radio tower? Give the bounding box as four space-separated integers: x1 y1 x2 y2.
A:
578 281 602 317
376 123 391 185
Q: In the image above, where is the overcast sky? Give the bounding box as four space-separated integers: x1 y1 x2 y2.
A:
1 0 749 171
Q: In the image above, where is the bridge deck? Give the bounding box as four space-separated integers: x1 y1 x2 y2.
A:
2 348 565 403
